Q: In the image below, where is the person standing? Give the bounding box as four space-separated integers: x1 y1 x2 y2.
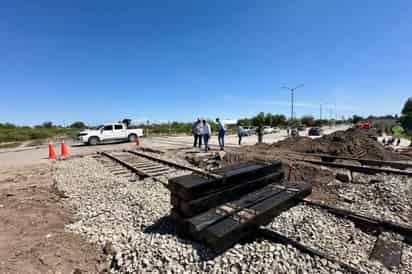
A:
237 124 243 145
192 118 200 147
257 125 263 144
202 120 211 152
216 118 226 150
196 120 203 148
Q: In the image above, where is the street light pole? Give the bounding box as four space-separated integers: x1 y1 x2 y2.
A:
281 84 304 121
319 104 322 120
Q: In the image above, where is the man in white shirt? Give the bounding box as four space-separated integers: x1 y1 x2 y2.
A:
202 120 211 152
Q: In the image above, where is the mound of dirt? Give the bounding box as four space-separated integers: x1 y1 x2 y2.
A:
273 128 405 160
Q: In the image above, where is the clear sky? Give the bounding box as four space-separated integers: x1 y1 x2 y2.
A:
1 1 411 125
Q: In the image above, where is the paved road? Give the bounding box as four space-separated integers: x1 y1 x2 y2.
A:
0 125 351 169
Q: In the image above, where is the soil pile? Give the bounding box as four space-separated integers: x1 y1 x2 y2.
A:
273 128 403 160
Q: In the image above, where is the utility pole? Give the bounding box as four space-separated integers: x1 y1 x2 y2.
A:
281 84 304 121
320 104 322 121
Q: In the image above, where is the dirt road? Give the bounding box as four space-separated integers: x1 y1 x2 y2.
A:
0 164 107 273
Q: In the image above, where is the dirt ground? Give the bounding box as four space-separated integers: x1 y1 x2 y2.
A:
0 163 107 274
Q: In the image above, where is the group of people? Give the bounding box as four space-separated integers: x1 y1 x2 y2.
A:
192 118 226 152
382 137 401 146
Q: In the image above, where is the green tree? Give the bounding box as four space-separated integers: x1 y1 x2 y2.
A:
400 115 412 134
400 98 412 134
264 113 273 126
351 115 363 124
272 114 287 126
402 97 412 114
70 121 86 129
288 118 301 128
237 118 252 126
301 115 315 127
252 112 265 126
42 121 54 128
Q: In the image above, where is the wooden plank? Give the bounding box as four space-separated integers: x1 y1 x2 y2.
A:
133 162 155 167
168 174 211 196
142 167 170 173
201 183 311 251
169 161 282 201
179 171 284 218
211 162 264 175
112 171 132 175
139 166 167 171
369 235 403 270
148 172 170 177
100 152 150 178
127 149 221 179
187 183 286 234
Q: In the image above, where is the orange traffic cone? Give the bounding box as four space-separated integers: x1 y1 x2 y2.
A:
48 142 56 159
61 140 69 158
136 136 140 147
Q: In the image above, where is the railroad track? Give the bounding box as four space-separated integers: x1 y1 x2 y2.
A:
96 150 412 272
258 228 366 274
97 150 220 183
259 199 412 273
288 152 412 176
302 199 412 241
292 152 412 170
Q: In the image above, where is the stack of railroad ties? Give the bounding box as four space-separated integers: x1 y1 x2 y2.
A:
167 160 312 251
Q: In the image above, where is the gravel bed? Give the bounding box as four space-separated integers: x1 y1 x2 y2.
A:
401 244 412 274
269 205 397 273
54 156 348 273
333 174 412 225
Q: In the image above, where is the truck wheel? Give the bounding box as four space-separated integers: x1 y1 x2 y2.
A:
88 136 99 146
128 134 137 142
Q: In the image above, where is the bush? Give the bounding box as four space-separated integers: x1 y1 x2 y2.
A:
70 121 86 129
0 123 79 143
301 115 315 127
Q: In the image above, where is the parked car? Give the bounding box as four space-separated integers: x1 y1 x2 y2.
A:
77 123 144 145
263 126 275 134
241 126 256 136
308 127 322 136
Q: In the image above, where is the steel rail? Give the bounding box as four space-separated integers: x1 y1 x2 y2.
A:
258 228 365 274
303 199 412 241
300 159 412 176
289 152 412 170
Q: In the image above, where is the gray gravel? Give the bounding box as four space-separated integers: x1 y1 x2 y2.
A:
333 173 412 225
401 244 412 274
54 156 349 273
269 205 409 274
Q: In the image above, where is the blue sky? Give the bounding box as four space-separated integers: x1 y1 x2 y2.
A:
1 1 411 125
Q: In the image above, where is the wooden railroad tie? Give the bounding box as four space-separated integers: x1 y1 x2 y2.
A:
168 160 312 251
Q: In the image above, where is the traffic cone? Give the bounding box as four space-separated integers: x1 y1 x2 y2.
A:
48 142 56 160
61 140 69 158
136 136 140 147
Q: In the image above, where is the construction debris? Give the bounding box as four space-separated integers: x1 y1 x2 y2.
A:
272 128 410 160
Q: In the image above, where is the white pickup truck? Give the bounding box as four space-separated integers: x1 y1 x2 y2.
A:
77 123 144 145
